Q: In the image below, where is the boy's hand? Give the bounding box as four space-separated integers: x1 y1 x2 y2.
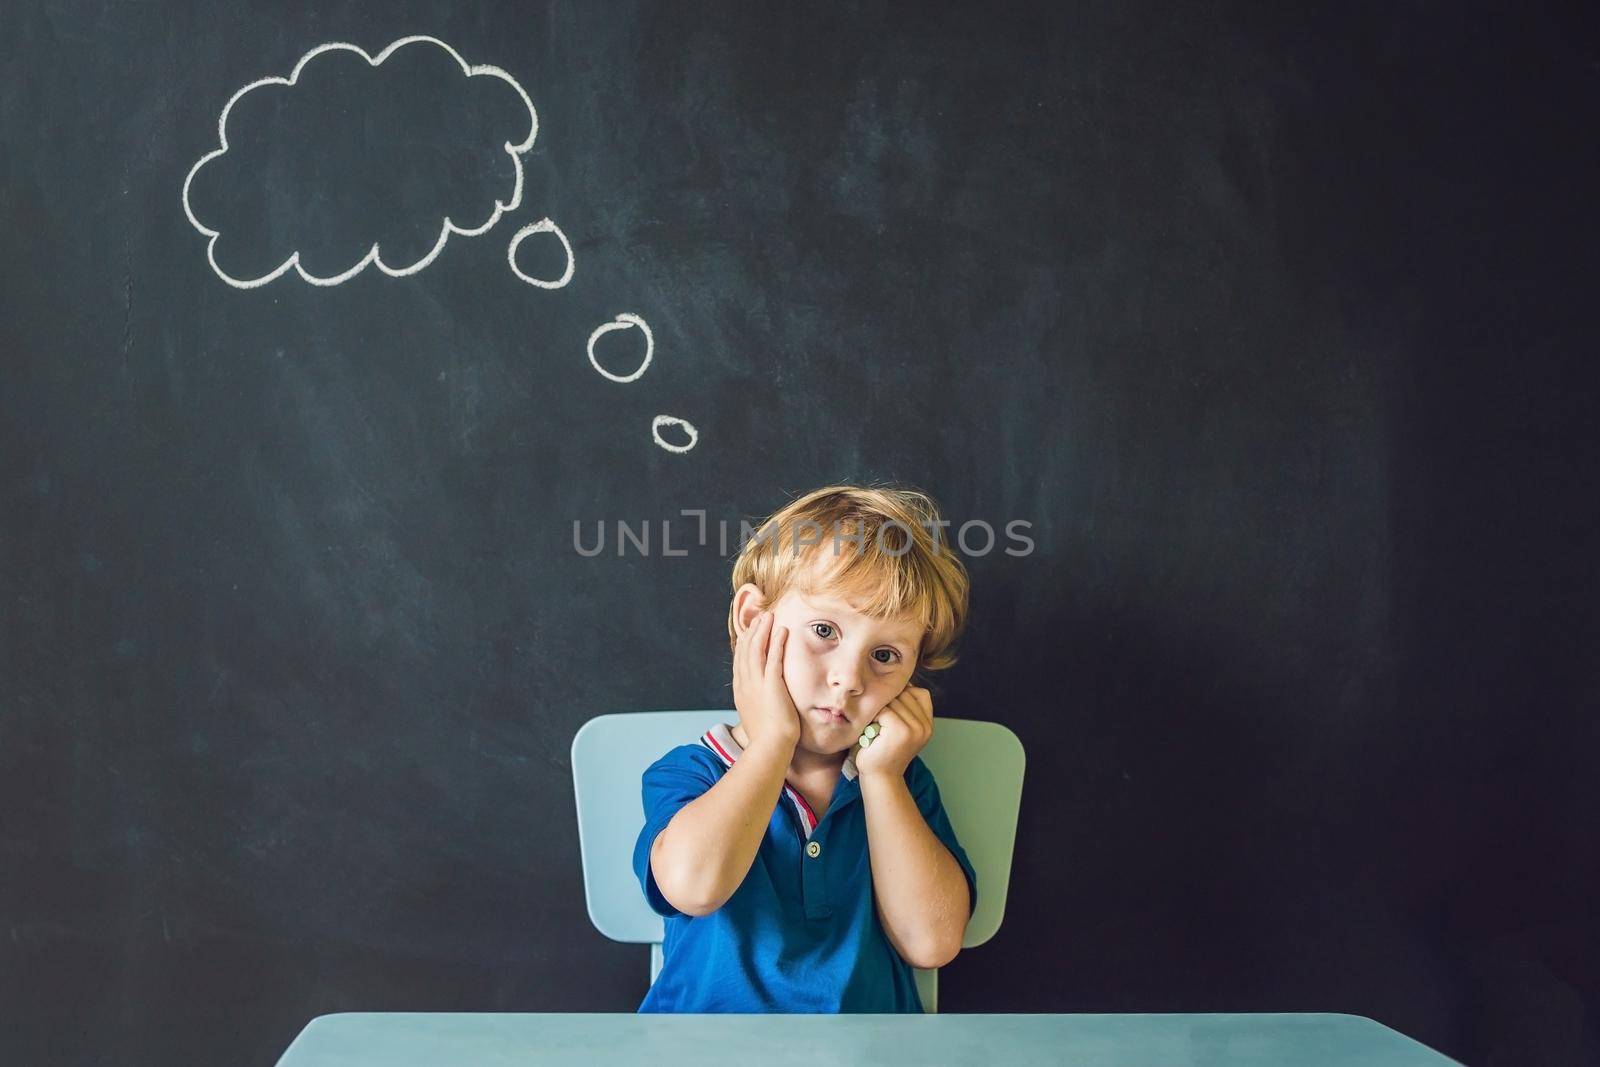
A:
733 611 802 755
855 685 933 781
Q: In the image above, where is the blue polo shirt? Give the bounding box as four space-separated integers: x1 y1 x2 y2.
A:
633 722 978 1013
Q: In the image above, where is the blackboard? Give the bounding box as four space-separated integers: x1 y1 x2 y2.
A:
4 3 1596 1064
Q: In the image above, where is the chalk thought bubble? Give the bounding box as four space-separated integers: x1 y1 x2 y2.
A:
182 36 538 288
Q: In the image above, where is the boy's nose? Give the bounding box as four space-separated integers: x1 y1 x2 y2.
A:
829 662 864 696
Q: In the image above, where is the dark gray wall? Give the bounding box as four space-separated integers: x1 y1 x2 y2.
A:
3 2 1596 1064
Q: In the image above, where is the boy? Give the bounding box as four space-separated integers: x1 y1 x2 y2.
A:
632 484 979 1013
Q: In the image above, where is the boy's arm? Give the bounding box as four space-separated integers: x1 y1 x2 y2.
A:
859 770 971 969
650 739 792 916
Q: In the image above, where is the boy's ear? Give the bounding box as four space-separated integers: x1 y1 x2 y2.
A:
731 583 768 635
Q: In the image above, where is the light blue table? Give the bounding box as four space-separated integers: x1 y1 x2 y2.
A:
276 1012 1464 1066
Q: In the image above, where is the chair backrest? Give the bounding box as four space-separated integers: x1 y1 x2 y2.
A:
571 711 1025 1014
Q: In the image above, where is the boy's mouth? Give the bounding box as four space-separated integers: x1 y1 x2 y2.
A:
812 706 849 725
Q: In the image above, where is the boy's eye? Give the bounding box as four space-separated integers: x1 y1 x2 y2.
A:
811 623 902 666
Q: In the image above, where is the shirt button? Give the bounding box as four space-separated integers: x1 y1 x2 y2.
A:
806 841 822 859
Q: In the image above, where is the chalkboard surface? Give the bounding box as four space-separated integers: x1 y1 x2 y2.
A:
3 3 1596 1065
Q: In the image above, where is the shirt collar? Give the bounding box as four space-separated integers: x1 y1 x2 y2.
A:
701 722 860 781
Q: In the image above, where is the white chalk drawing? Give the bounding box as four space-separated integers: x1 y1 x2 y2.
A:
586 313 654 383
652 415 699 454
507 218 575 289
586 315 697 452
181 35 538 288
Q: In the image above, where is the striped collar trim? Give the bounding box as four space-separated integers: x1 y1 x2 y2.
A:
699 722 858 839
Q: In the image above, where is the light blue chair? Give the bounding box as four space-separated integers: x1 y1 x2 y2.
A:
571 711 1025 1014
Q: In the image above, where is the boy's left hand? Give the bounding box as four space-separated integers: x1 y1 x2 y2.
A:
854 685 934 780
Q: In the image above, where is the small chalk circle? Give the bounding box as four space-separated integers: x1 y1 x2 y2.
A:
587 313 653 383
507 218 575 289
651 414 698 454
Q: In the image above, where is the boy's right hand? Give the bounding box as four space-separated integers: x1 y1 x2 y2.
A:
733 611 802 755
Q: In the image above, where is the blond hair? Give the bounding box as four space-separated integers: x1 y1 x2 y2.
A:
726 484 969 673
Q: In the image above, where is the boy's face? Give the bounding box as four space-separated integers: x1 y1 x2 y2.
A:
749 586 923 756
